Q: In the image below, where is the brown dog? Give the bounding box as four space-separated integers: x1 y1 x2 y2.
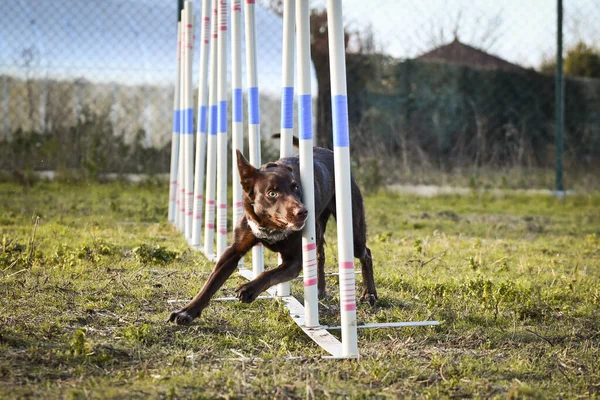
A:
168 146 377 325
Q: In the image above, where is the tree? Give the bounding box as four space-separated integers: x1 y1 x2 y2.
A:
539 41 600 79
416 7 504 54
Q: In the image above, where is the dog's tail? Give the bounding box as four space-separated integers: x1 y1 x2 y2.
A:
272 133 299 148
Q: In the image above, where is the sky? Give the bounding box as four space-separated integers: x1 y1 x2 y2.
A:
1 0 598 92
0 0 296 94
339 0 599 68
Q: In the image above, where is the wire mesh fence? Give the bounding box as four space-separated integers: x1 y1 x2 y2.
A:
1 0 599 187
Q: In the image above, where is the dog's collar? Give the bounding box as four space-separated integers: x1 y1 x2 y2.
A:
247 218 292 244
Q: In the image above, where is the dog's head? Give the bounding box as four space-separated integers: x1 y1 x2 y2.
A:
236 150 307 232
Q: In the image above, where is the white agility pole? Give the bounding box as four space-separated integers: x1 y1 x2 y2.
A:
168 0 440 360
183 2 195 241
327 0 358 358
203 0 219 259
275 0 295 298
191 0 211 248
244 0 264 277
168 22 182 223
176 11 186 233
295 0 319 327
215 0 229 257
231 0 244 231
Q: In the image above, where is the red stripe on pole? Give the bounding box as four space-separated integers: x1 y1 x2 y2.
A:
304 243 317 251
304 278 317 287
341 261 354 269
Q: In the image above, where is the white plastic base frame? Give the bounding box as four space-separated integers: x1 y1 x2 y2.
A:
169 258 440 358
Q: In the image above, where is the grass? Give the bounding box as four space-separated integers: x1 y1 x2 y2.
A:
0 180 599 399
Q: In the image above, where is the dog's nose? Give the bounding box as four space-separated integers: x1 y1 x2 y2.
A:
294 207 308 219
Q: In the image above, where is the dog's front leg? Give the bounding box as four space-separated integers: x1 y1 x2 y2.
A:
235 257 302 303
168 227 257 325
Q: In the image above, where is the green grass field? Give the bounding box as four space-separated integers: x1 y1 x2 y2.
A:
1 181 599 399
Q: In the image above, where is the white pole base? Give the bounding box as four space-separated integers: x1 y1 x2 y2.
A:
323 320 440 330
168 264 440 359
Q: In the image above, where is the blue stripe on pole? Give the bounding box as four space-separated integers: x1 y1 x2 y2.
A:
182 107 187 136
173 110 180 133
281 86 294 129
248 87 260 125
210 104 218 136
219 100 227 133
183 108 194 134
179 107 184 135
198 105 207 133
298 94 312 140
233 88 242 123
332 95 349 147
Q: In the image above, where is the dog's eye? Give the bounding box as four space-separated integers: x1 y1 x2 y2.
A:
267 190 277 198
292 184 299 191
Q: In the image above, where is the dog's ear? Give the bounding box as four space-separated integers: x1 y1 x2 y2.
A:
236 149 257 194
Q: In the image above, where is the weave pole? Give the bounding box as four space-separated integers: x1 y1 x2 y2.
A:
191 0 212 248
274 0 295 297
327 0 358 358
203 0 219 259
168 22 182 223
176 9 186 233
168 0 440 359
231 0 244 231
244 0 265 277
215 0 229 257
183 2 195 241
295 0 319 328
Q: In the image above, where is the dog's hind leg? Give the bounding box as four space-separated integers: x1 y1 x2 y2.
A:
316 209 331 299
351 188 378 306
357 246 377 306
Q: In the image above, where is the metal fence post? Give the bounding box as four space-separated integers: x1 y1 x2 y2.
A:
178 0 184 21
555 0 564 196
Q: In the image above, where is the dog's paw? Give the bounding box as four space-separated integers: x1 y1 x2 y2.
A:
167 308 200 325
235 283 259 303
360 290 378 307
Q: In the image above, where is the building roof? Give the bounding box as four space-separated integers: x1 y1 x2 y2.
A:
416 38 523 71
